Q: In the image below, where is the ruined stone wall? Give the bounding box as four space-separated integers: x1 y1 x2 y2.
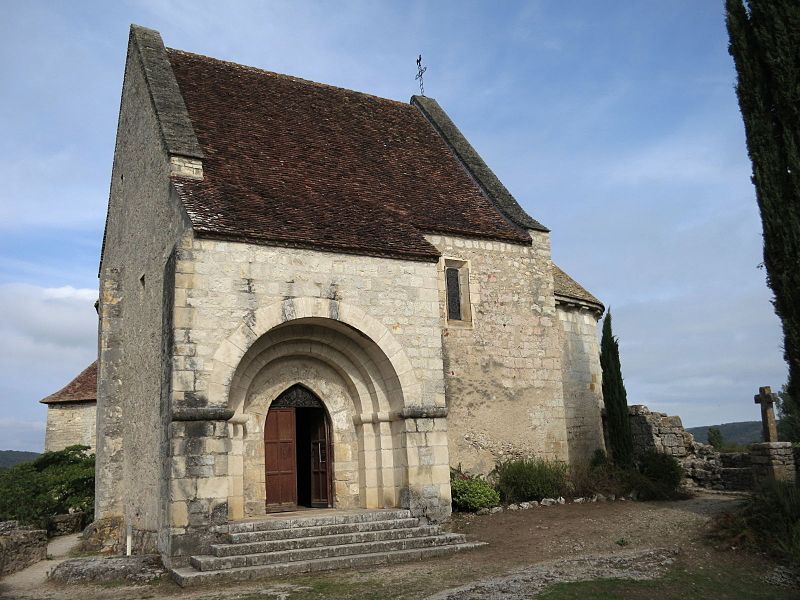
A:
0 521 47 577
556 306 604 464
628 405 721 488
44 402 96 452
427 232 568 474
97 37 191 548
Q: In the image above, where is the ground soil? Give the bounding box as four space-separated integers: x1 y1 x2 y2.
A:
1 493 795 600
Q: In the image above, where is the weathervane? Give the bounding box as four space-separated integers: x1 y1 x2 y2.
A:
415 55 427 96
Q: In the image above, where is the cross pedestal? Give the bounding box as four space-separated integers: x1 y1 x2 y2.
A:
754 386 779 443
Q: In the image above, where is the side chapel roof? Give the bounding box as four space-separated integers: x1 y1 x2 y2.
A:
40 362 97 405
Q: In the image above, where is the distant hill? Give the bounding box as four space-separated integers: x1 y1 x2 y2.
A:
686 421 762 445
0 450 40 469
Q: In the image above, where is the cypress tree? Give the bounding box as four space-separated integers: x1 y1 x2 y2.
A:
726 1 800 404
600 310 634 467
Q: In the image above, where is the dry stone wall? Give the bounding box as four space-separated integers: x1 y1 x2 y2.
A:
628 405 721 488
0 521 47 577
750 442 796 484
44 402 96 452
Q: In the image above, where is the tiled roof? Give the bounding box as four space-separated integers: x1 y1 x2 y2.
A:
40 362 97 405
166 49 533 261
553 264 604 310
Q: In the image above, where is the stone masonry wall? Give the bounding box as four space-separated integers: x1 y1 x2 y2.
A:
556 306 605 464
44 402 96 452
428 232 569 474
97 35 192 551
750 442 796 484
166 234 450 564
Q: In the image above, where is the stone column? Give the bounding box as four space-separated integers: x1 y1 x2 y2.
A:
401 407 451 523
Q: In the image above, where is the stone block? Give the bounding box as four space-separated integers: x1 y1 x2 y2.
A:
197 476 229 499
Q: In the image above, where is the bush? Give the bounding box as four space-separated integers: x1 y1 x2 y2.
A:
747 480 800 565
710 480 800 566
0 445 95 526
632 450 684 500
494 458 567 503
450 474 499 512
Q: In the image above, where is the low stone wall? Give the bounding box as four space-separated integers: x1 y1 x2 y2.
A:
719 452 753 491
750 442 796 484
48 512 88 537
628 405 721 489
0 521 47 577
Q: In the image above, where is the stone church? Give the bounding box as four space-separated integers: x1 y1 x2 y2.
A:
82 25 606 576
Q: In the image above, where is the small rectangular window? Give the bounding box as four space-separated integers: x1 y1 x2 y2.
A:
446 267 462 321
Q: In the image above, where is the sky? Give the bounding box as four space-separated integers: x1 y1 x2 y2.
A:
0 1 787 452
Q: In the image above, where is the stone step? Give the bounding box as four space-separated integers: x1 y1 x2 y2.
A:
214 525 442 556
228 509 412 534
191 533 467 571
227 516 422 543
172 541 486 586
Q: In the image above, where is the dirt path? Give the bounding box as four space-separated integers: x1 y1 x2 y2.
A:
0 493 785 600
1 533 81 596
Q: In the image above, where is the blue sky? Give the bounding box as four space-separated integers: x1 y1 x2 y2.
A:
0 1 786 452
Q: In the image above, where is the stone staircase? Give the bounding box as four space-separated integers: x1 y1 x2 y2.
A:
171 509 484 586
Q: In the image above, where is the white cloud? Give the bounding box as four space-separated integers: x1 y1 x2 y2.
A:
0 283 97 451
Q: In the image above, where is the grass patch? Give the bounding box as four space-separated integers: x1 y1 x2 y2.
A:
537 554 794 600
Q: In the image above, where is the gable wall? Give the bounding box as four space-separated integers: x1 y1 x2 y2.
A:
44 402 96 453
427 232 569 474
96 37 191 547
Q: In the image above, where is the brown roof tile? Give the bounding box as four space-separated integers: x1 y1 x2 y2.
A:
40 362 97 405
553 264 604 310
166 50 532 261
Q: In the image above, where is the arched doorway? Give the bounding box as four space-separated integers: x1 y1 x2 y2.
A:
265 385 332 512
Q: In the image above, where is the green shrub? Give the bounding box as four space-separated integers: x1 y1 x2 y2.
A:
589 448 609 469
747 480 800 565
450 475 500 512
0 445 95 526
632 450 684 500
494 458 567 503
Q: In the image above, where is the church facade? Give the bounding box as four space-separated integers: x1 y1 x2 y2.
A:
94 25 605 568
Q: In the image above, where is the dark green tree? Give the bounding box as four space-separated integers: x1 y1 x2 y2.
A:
600 311 634 467
726 1 800 404
0 445 94 525
776 383 800 442
707 426 725 449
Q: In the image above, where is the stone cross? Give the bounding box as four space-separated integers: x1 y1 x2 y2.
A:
754 386 779 443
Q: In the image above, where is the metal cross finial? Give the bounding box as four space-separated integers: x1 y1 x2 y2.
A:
415 54 427 96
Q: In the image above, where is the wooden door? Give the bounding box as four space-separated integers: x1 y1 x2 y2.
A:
264 408 297 511
310 411 331 507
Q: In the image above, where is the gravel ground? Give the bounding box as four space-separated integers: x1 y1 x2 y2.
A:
0 493 761 600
